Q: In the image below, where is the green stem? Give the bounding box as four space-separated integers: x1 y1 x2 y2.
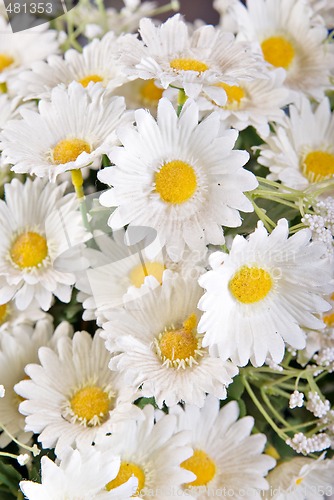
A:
0 422 40 456
242 376 289 441
261 390 289 426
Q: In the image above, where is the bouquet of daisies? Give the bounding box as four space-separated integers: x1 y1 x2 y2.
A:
0 0 333 498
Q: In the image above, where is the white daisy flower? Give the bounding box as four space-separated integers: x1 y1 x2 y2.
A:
198 68 291 137
0 178 89 311
95 404 195 499
13 33 130 101
20 446 136 500
0 319 72 448
0 18 59 90
15 331 142 455
0 82 131 181
119 14 265 105
171 396 275 498
76 229 209 323
258 97 334 189
229 0 334 101
101 276 238 408
198 219 333 367
98 98 257 261
266 456 334 500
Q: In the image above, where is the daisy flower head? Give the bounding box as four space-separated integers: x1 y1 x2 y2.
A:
0 178 89 311
258 97 334 189
15 330 142 455
0 82 131 181
0 319 72 448
0 18 59 90
198 218 333 367
20 446 136 500
94 404 195 499
229 0 334 101
119 13 266 105
98 98 257 261
13 32 131 101
198 68 291 137
101 275 238 408
76 228 209 323
266 456 334 500
170 396 275 498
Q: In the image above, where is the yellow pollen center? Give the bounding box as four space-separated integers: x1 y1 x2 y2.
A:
159 313 198 362
10 232 48 269
302 151 334 183
324 312 334 327
78 74 103 88
52 138 91 165
181 449 216 487
155 160 197 204
129 261 165 288
170 58 208 73
106 461 145 496
261 36 295 69
229 266 273 304
295 477 303 486
216 82 246 105
0 54 14 72
139 79 164 104
70 386 110 423
0 303 7 324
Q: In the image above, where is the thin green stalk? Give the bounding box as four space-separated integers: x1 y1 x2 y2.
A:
261 389 289 427
242 376 289 441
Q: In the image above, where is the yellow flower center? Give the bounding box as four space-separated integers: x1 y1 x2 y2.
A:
139 79 164 104
52 138 91 165
295 477 303 485
229 266 273 304
324 312 334 327
170 58 208 73
216 82 246 107
261 36 295 69
155 160 197 204
182 449 216 487
156 313 201 368
129 261 165 288
78 74 103 88
10 232 48 269
0 54 14 72
106 461 145 496
0 303 7 324
70 386 110 425
302 151 334 183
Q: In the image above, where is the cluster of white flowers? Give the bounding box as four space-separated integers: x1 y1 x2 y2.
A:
303 197 334 256
289 390 305 409
306 391 331 418
286 432 332 454
0 0 332 498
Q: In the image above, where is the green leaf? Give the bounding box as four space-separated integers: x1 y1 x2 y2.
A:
227 375 245 400
0 460 21 496
135 397 158 409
